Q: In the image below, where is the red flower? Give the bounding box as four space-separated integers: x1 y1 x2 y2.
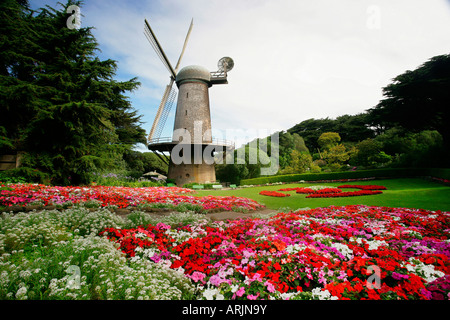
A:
259 190 291 197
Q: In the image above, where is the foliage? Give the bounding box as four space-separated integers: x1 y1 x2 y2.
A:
321 144 350 170
123 151 169 177
0 167 49 184
240 168 431 186
288 114 375 151
374 129 444 168
281 150 317 174
216 144 271 184
0 0 146 185
318 132 341 150
368 54 450 148
89 171 164 187
350 139 392 168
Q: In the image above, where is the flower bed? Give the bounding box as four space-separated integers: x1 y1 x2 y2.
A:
296 187 342 194
267 184 387 198
259 190 291 197
306 190 383 198
101 205 450 300
1 201 449 300
0 184 264 212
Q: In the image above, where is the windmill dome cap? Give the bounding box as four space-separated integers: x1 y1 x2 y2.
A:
176 65 211 82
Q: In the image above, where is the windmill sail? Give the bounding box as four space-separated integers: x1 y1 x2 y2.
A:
144 18 193 143
144 19 176 79
148 79 176 142
174 18 193 72
155 85 177 139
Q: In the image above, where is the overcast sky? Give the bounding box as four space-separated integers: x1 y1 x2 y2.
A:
31 0 450 149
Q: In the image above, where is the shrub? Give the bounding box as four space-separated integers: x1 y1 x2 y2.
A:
240 168 430 185
0 167 49 184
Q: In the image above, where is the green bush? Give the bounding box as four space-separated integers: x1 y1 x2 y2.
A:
89 171 163 188
428 168 450 180
240 168 430 185
0 167 49 184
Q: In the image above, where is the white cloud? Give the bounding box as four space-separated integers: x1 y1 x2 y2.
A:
31 0 450 143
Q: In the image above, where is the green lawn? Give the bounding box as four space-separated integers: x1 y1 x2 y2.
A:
195 178 450 212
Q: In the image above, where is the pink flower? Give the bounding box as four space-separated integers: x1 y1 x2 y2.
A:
265 281 276 293
236 287 245 297
189 271 206 283
247 293 259 300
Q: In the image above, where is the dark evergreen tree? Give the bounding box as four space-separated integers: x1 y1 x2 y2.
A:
368 54 450 148
0 0 146 184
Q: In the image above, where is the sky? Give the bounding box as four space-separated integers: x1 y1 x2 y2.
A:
30 0 450 150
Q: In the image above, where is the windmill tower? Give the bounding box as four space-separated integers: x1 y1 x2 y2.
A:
144 18 234 186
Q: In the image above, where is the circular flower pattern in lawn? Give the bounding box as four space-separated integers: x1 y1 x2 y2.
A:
259 190 291 197
259 184 387 198
101 205 450 300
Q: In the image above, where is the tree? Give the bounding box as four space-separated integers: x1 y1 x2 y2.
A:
322 144 350 171
0 1 146 184
288 115 375 151
350 139 391 167
281 149 318 174
124 151 168 176
288 118 336 151
292 133 309 153
334 113 375 142
367 54 450 148
374 129 443 168
318 132 341 151
216 145 271 184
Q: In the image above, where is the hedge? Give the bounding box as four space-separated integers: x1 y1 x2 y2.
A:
428 168 450 180
240 168 449 185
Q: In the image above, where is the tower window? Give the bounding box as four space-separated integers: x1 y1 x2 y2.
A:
186 92 189 98
185 110 188 116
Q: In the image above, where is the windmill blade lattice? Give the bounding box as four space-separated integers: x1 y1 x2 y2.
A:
148 79 176 142
153 85 177 141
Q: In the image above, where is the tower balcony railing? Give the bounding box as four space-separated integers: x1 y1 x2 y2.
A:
148 136 235 149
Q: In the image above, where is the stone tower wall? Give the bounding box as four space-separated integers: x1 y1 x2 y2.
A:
173 81 212 144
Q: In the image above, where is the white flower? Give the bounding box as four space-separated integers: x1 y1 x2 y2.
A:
311 288 338 300
406 258 445 282
19 270 32 279
331 243 354 260
202 288 215 300
15 286 28 300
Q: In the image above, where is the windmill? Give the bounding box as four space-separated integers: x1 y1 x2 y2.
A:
144 18 235 186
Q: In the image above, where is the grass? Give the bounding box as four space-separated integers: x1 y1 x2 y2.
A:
195 178 450 212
